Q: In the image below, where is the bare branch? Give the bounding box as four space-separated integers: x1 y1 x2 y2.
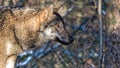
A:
98 0 103 68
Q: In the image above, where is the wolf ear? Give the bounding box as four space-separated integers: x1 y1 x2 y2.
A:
27 5 54 32
45 5 53 17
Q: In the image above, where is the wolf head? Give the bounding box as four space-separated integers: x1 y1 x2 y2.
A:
13 5 74 50
39 11 74 45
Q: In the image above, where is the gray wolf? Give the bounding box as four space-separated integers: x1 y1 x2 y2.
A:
0 5 73 68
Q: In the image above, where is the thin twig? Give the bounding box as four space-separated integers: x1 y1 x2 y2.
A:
98 0 103 68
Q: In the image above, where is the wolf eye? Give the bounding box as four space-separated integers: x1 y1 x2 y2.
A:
44 21 56 28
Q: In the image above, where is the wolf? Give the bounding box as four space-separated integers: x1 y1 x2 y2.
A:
0 5 74 68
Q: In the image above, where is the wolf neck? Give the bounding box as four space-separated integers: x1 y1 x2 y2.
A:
12 7 54 32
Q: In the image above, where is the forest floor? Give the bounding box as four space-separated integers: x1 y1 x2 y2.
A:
0 0 120 68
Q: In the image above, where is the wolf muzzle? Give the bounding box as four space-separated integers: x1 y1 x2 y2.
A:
54 11 74 45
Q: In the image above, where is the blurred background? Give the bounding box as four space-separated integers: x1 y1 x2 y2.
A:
0 0 120 68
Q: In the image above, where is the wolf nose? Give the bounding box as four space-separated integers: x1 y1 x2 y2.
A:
69 36 74 43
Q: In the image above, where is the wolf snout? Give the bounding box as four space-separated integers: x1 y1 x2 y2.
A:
55 35 74 45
